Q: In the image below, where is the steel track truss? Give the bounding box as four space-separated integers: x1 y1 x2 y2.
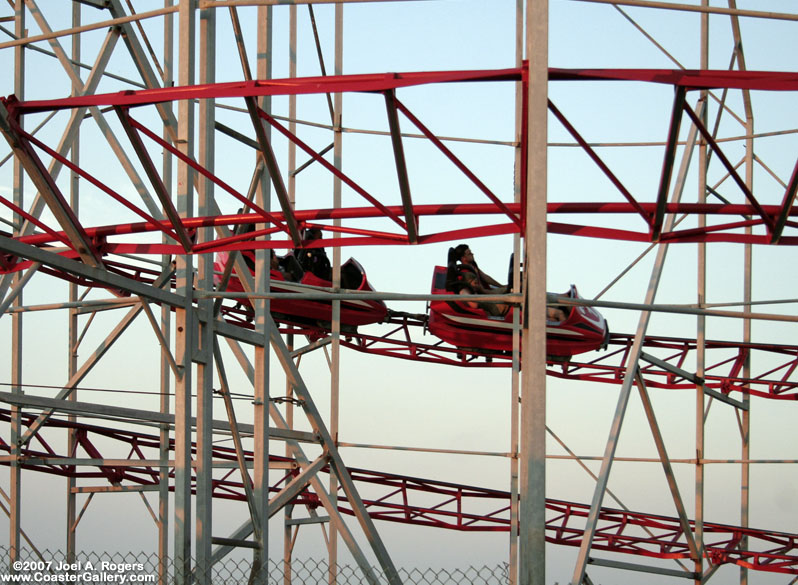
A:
2 66 798 264
1 2 797 584
1 408 796 576
340 326 798 400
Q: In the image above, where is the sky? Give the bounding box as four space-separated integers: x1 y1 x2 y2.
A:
1 1 798 584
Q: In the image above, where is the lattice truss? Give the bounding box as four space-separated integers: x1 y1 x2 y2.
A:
0 1 797 584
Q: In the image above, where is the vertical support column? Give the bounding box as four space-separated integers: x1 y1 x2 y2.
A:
695 4 709 583
520 1 548 585
727 8 754 583
9 0 25 569
252 6 273 583
284 7 298 585
740 209 752 585
159 4 175 584
329 6 344 584
196 5 216 584
509 2 524 583
66 1 81 562
174 1 196 583
740 76 754 585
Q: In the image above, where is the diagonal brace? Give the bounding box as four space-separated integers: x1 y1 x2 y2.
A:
682 101 775 233
267 454 328 518
771 156 798 244
244 96 301 245
0 102 103 267
384 89 417 243
634 368 701 562
115 107 194 252
652 86 686 240
548 98 650 225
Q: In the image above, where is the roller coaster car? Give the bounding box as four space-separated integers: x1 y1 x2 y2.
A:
213 252 388 328
427 265 609 358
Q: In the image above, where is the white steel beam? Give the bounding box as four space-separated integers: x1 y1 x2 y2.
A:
634 370 700 561
172 5 196 582
520 1 548 585
213 340 262 541
195 4 217 582
222 337 392 585
569 96 708 583
66 2 81 563
329 6 344 582
9 0 24 566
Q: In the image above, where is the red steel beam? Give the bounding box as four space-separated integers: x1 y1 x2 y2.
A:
19 128 178 243
3 200 795 257
0 103 103 267
7 68 798 116
115 107 195 252
548 99 650 225
772 157 798 244
682 101 776 233
392 96 522 229
384 90 418 243
2 409 798 574
125 114 289 232
244 96 302 245
254 107 409 233
651 86 686 240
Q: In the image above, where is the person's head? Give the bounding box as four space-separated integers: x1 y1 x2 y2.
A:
451 243 474 264
270 249 279 269
304 227 323 241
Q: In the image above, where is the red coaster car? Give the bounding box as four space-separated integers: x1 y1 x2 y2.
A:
427 266 609 358
214 252 388 329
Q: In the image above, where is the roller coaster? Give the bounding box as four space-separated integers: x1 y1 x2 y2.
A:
1 2 798 585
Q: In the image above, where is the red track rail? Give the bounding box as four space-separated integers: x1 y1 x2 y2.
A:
1 410 796 575
2 66 798 256
1 240 795 398
334 314 798 400
2 246 796 399
164 301 798 400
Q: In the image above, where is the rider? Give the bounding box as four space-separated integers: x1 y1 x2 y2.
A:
445 244 509 316
445 243 566 322
294 226 332 281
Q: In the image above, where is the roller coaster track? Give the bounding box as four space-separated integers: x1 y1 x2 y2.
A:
2 64 797 581
0 409 795 576
266 311 798 401
4 250 797 400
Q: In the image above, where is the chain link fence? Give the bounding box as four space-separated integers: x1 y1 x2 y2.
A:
0 547 510 585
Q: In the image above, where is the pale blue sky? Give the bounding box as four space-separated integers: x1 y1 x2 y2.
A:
1 1 797 583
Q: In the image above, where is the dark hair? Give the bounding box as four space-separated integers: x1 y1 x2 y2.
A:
445 244 474 292
448 243 469 264
304 227 322 240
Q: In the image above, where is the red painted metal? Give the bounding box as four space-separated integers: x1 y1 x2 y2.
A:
21 125 179 243
6 68 798 116
1 240 795 398
2 409 797 575
548 99 650 223
254 106 409 231
4 211 797 269
125 112 288 232
0 61 795 580
213 252 388 328
258 313 798 400
426 265 609 357
681 101 775 233
1 65 796 263
547 68 798 90
392 96 522 228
